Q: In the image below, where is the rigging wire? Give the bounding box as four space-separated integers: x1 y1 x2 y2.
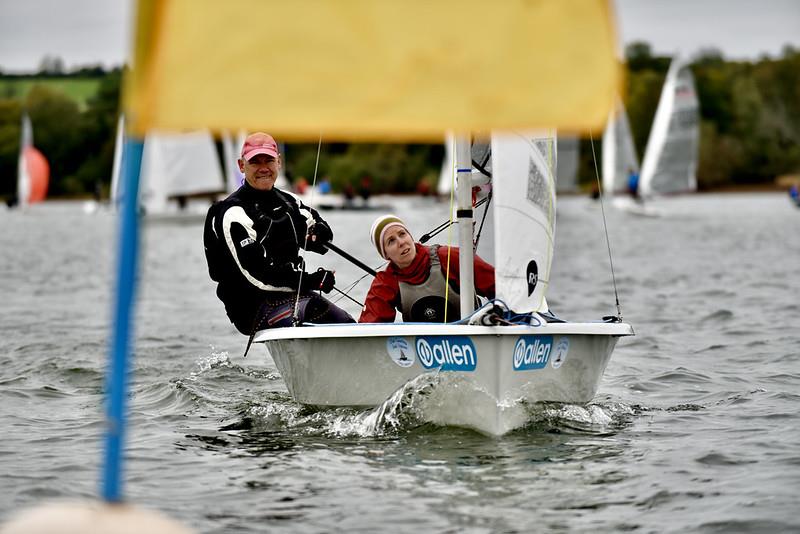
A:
292 133 323 324
589 133 623 320
331 286 364 307
419 195 490 244
328 260 387 307
473 190 492 251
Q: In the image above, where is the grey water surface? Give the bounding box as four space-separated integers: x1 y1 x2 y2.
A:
0 193 798 533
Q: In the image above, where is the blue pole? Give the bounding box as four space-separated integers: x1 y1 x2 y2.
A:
103 138 144 502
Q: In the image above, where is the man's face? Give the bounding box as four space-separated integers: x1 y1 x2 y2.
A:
383 225 415 269
239 153 280 191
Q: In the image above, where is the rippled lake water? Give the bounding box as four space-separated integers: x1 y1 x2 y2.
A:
1 192 798 533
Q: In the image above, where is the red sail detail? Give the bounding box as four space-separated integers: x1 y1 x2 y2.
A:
24 146 49 203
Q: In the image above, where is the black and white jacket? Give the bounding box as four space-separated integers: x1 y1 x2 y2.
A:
203 183 331 333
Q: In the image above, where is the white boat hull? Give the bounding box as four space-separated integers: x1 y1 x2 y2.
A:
255 322 633 436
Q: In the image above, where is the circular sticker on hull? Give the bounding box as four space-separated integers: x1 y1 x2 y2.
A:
386 337 415 367
551 337 570 369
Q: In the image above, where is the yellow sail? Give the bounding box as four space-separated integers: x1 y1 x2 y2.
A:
125 0 621 141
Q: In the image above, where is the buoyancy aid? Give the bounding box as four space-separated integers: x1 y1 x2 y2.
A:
399 245 462 322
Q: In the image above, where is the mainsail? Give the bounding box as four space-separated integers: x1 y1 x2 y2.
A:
491 131 557 313
639 57 700 197
602 99 640 194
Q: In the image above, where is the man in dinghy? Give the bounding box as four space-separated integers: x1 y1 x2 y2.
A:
359 214 495 323
204 132 355 337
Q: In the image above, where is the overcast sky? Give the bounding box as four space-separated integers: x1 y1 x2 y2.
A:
1 0 799 73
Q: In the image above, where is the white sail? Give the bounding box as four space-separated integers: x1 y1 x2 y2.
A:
139 130 225 214
491 131 557 313
437 133 456 196
639 57 700 197
16 112 33 208
555 135 579 193
221 130 246 193
110 115 126 206
602 99 640 195
274 144 290 190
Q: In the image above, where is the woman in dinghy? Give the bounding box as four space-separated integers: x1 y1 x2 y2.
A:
359 214 495 323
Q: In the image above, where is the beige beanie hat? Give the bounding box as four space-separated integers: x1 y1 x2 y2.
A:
369 214 410 259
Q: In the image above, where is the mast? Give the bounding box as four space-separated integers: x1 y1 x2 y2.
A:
455 135 476 318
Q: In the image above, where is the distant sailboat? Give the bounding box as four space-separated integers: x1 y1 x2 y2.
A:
556 135 579 193
138 130 226 216
15 112 49 207
110 122 226 217
639 56 700 197
602 99 640 196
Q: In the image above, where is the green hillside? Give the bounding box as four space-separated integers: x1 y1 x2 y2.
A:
0 77 101 108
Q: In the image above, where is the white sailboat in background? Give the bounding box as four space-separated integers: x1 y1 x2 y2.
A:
110 123 227 218
16 113 33 208
555 135 580 193
602 99 640 195
15 112 49 208
138 130 226 218
601 99 652 214
255 131 632 436
639 56 700 198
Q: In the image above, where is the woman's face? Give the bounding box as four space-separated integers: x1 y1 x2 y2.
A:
382 225 415 269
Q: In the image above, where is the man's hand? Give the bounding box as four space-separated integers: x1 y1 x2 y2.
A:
306 268 335 293
308 223 333 246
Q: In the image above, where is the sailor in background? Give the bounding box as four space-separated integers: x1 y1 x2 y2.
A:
359 214 495 323
204 132 355 337
627 167 641 201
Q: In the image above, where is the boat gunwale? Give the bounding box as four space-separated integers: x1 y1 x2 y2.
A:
254 321 634 342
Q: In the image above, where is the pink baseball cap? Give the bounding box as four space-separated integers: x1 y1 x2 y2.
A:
241 132 279 160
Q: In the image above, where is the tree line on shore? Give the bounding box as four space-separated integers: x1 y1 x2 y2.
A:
1 42 798 201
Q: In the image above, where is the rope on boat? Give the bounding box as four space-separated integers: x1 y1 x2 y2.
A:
589 133 623 320
331 286 364 307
